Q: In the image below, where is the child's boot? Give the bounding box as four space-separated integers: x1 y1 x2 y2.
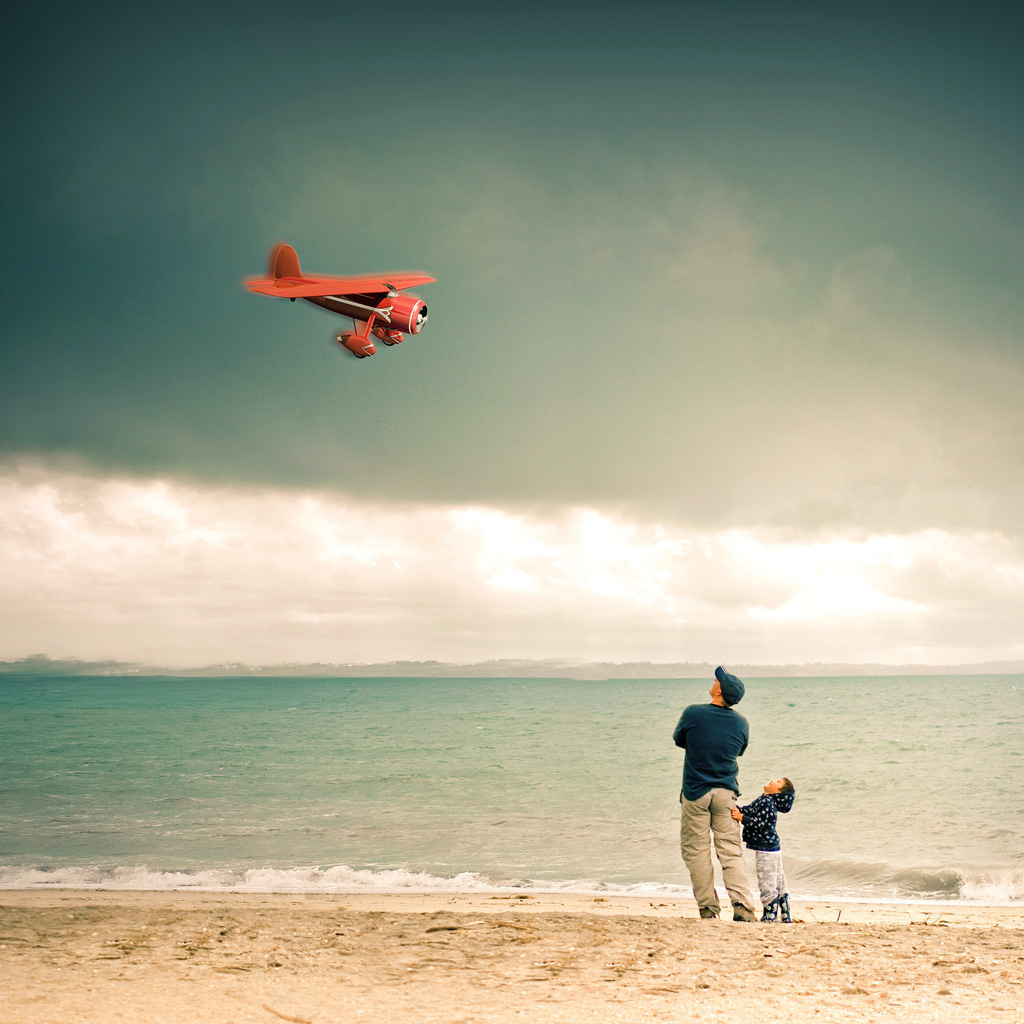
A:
780 894 792 923
760 898 779 922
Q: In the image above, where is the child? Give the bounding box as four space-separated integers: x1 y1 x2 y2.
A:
731 777 796 922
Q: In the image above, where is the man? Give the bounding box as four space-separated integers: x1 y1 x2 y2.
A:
672 666 757 921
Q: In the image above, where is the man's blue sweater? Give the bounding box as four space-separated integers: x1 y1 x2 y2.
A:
672 702 749 801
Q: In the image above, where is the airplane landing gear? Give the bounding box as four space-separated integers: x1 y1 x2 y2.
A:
335 330 375 358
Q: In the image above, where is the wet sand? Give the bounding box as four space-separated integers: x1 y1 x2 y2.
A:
1 890 1021 1023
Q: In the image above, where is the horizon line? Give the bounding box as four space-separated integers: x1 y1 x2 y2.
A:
2 654 1022 679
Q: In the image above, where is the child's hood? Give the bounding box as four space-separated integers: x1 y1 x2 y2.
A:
770 787 796 813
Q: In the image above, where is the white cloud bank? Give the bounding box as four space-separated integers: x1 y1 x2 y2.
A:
2 462 1022 667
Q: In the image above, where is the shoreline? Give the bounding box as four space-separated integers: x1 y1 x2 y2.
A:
3 890 1022 1022
2 887 1023 921
1 883 1020 911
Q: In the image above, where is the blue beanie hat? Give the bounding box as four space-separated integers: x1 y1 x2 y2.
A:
715 666 745 705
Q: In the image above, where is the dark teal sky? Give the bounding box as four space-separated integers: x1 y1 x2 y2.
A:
2 0 1023 533
3 1 1024 666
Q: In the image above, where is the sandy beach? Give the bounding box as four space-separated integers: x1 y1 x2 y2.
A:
1 890 1021 1023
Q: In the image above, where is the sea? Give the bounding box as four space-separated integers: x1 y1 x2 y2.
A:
1 674 1021 904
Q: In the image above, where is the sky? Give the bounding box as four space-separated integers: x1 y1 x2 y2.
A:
2 1 1022 668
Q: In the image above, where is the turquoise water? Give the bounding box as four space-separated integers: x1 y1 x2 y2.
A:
1 674 1021 902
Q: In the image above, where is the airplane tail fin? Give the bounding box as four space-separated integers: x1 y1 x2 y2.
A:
270 242 301 279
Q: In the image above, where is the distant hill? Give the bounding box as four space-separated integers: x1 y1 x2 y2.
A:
2 654 1022 678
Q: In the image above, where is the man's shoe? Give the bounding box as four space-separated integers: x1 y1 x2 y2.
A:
732 903 756 922
699 906 719 920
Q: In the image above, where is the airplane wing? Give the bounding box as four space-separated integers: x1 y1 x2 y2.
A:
246 272 436 298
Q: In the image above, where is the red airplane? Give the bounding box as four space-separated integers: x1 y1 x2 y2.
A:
246 243 435 358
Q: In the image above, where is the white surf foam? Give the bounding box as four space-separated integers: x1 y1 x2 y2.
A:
1 861 1020 902
0 863 694 896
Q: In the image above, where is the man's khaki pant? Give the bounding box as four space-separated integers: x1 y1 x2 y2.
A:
680 787 755 914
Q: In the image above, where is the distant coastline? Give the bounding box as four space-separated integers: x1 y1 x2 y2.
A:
2 654 1022 679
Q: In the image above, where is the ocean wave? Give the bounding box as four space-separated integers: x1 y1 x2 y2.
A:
0 863 692 896
958 869 1024 903
792 858 1024 902
0 861 1021 902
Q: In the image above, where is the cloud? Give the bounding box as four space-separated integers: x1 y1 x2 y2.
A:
4 117 1023 543
2 462 1022 668
812 243 898 335
667 184 802 298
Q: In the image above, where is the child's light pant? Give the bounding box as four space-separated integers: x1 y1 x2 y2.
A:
755 850 788 920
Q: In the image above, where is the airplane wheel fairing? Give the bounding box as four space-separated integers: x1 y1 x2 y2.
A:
373 326 405 346
336 331 375 358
